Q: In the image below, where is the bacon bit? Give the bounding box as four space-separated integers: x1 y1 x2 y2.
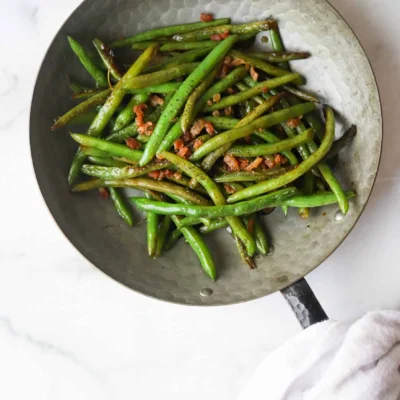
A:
193 139 204 150
156 154 165 160
200 13 214 22
163 169 174 178
212 110 220 116
265 158 275 168
224 106 233 116
244 135 251 143
220 31 230 39
224 56 232 65
220 64 230 78
182 131 193 143
211 33 223 41
262 87 269 94
212 93 221 103
224 154 240 171
231 58 250 70
177 146 191 159
148 170 161 180
246 157 263 171
247 218 255 233
98 187 109 199
173 139 184 151
224 184 236 194
207 99 213 106
134 103 147 123
173 171 182 180
239 158 249 170
190 119 206 136
205 121 215 135
137 121 153 135
250 66 259 81
150 95 164 107
286 117 302 129
274 154 287 165
227 87 236 95
125 137 141 149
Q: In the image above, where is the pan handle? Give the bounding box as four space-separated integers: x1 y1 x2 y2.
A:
281 278 328 329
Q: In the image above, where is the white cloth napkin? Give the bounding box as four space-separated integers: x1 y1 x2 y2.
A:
238 311 400 400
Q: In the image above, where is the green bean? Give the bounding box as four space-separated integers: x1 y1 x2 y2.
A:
66 111 98 126
93 38 124 80
155 216 172 256
170 216 216 281
298 172 315 219
80 146 110 158
122 63 200 91
145 48 210 73
243 215 269 255
71 88 105 100
132 41 217 51
157 66 248 154
72 177 210 205
229 50 303 85
199 219 229 234
269 26 290 70
282 85 320 103
203 74 299 112
113 93 149 132
109 18 231 47
143 192 159 257
236 82 264 105
70 134 143 162
87 156 128 167
191 102 316 161
254 130 298 166
131 187 297 218
141 35 240 166
282 191 356 208
51 89 111 130
214 167 295 183
127 82 181 94
228 128 314 157
67 36 108 87
109 187 134 226
203 116 239 130
175 20 276 41
226 106 336 203
66 74 91 93
159 150 256 256
304 110 325 141
68 151 87 185
323 125 357 162
166 174 208 195
249 51 310 63
234 235 256 269
81 160 171 179
164 228 183 251
181 64 220 132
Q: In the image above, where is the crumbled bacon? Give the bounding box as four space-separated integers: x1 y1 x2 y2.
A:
98 187 109 199
286 117 302 129
177 146 191 159
190 119 206 136
262 87 269 94
274 154 287 165
211 33 223 41
163 169 174 178
265 158 275 168
239 158 249 170
212 110 220 116
227 87 236 95
156 154 165 160
231 58 250 70
247 218 254 233
134 103 147 126
148 170 161 180
224 56 232 65
182 131 193 143
173 171 182 180
224 184 236 194
224 154 240 171
173 138 184 151
125 137 141 150
193 139 204 150
205 121 215 135
224 106 233 116
220 31 230 39
207 99 213 106
245 157 263 171
220 64 230 78
250 66 259 81
150 95 164 107
212 93 221 103
200 13 214 22
137 121 153 135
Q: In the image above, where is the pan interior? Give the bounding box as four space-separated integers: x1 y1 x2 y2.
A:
30 0 382 305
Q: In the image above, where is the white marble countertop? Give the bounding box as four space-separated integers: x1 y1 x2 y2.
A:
1 0 399 398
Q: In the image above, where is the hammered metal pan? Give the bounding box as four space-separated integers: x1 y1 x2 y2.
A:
30 0 382 327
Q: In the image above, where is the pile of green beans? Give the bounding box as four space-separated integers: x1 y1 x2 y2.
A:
52 16 357 281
